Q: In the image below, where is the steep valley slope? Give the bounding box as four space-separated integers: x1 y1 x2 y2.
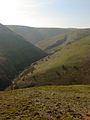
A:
13 30 90 89
0 24 47 90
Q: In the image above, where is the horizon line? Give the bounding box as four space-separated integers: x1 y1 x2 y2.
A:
5 24 90 29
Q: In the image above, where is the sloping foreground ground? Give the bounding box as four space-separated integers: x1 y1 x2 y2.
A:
0 85 90 120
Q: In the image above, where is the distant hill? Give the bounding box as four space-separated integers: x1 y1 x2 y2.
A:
13 29 90 89
7 26 90 53
0 23 47 90
7 25 72 46
7 25 43 44
40 29 90 53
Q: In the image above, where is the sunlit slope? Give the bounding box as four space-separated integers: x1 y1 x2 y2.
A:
36 29 90 53
0 24 47 90
0 85 90 120
14 35 90 88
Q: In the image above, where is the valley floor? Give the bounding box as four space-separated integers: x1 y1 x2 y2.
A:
0 85 90 120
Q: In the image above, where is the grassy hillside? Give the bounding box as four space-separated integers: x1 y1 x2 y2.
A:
13 33 90 89
0 85 90 120
0 24 47 90
36 29 90 52
7 25 72 45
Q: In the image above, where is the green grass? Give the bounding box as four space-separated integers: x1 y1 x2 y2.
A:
0 85 90 120
14 35 90 88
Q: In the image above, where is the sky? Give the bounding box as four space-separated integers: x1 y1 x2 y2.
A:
0 0 90 28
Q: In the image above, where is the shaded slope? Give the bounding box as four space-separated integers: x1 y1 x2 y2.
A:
0 24 47 90
13 34 90 88
7 25 43 44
